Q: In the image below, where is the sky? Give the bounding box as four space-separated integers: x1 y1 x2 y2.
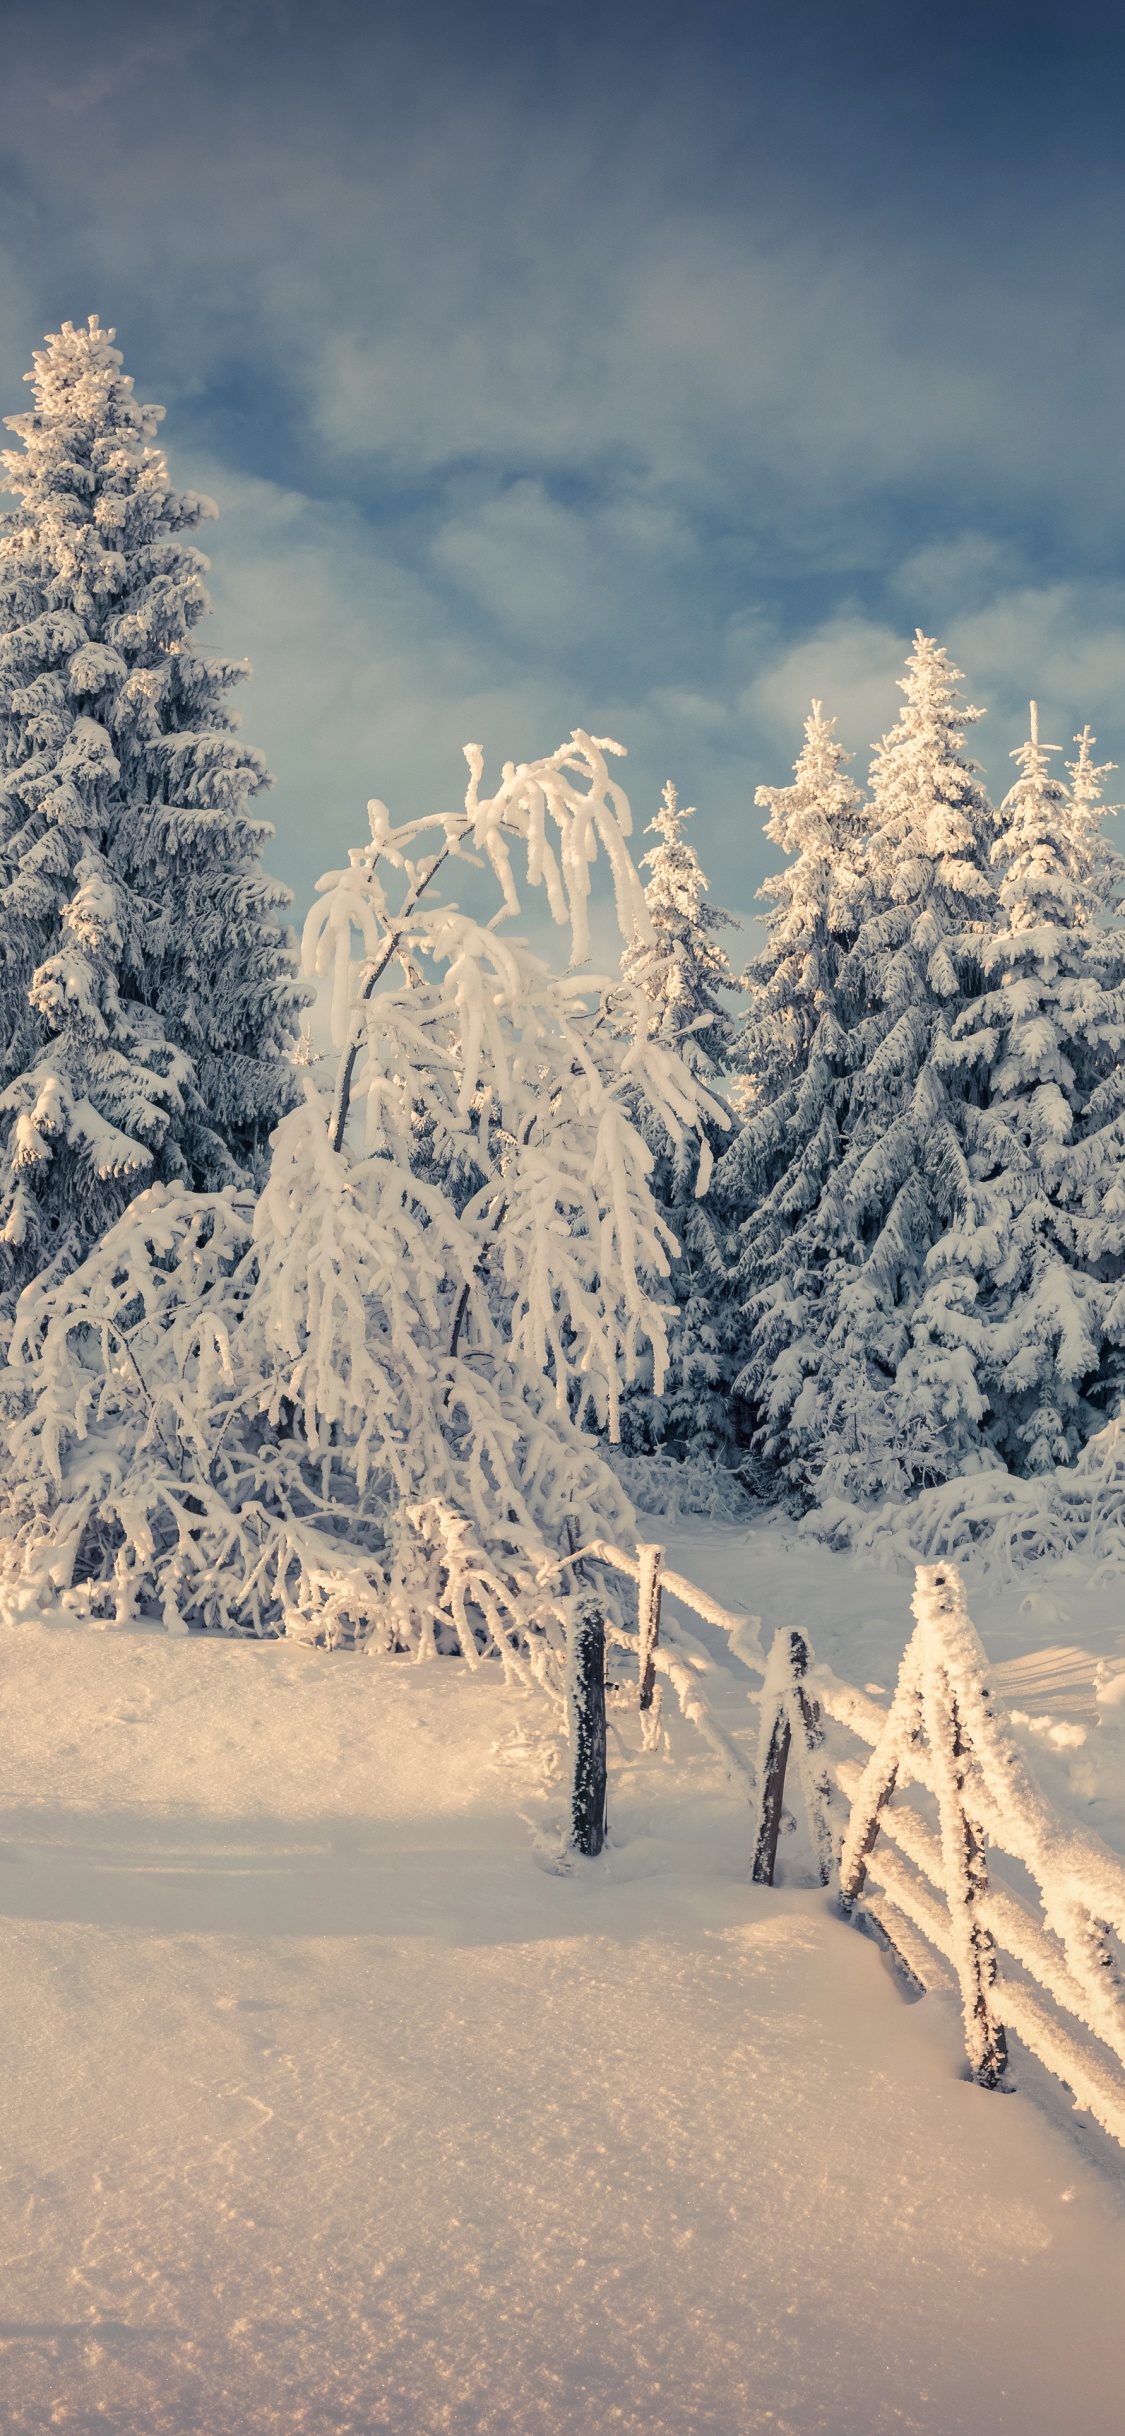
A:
2 0 1125 954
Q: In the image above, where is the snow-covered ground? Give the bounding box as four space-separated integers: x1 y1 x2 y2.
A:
2 1523 1125 2433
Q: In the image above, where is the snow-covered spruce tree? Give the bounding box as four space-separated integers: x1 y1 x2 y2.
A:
614 782 740 1476
0 317 304 1312
731 638 1007 1504
715 699 871 1495
0 732 722 1683
718 698 867 1275
622 782 739 1080
907 709 1125 1472
730 699 869 1120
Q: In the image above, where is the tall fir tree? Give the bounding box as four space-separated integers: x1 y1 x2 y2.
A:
0 317 305 1308
719 698 867 1232
731 637 1006 1503
617 782 741 1466
906 710 1125 1471
621 780 738 1077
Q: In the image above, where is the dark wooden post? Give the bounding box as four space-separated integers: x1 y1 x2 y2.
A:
750 1627 835 1887
751 1706 792 1886
568 1592 608 1856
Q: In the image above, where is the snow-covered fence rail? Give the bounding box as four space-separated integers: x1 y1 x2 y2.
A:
316 1498 1125 2158
417 1517 1125 2150
756 1560 1125 2147
553 1537 764 1856
579 1536 763 1786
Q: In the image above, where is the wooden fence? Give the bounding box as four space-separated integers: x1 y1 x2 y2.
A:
579 1538 1125 2152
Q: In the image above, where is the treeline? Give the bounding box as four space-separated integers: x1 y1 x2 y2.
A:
626 640 1125 1507
1 318 1122 1641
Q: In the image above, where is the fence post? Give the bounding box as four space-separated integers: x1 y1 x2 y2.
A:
919 1569 1007 2089
838 1685 918 1913
751 1627 835 1887
837 1564 1008 2089
567 1592 608 1856
752 1701 792 1886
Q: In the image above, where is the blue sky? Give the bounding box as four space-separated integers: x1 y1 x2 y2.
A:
3 0 1125 952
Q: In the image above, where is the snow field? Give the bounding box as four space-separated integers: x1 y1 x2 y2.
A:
3 1538 1125 2435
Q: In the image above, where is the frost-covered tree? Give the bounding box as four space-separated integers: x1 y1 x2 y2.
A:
616 782 739 1471
717 699 872 1494
720 699 867 1230
0 316 304 1311
908 710 1125 1471
0 730 722 1659
621 781 739 1079
733 638 1005 1502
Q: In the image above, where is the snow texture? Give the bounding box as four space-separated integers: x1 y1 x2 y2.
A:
2 1528 1125 2432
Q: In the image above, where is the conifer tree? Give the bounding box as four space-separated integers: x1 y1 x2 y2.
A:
909 710 1125 1471
720 699 867 1229
622 781 739 1079
732 638 1005 1502
617 783 739 1468
0 316 305 1308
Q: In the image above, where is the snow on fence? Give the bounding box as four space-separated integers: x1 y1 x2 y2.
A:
753 1562 1125 2145
584 1539 1125 2151
574 1537 763 1851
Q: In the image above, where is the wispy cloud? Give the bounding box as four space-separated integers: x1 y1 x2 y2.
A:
2 0 1124 926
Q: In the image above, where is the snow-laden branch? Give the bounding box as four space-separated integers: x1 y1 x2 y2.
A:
299 735 726 1442
0 718 730 1766
302 730 651 1065
804 1411 1125 1580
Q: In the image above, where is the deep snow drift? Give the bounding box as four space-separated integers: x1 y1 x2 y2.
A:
2 1522 1125 2435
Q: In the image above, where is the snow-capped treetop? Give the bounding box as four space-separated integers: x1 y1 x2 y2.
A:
620 781 739 1079
0 316 305 1307
754 700 868 993
994 707 1121 940
733 700 867 1117
864 632 994 915
841 634 996 1032
899 709 1125 1476
716 696 870 1260
1069 724 1124 887
838 633 999 1138
613 784 742 1475
978 708 1125 1143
